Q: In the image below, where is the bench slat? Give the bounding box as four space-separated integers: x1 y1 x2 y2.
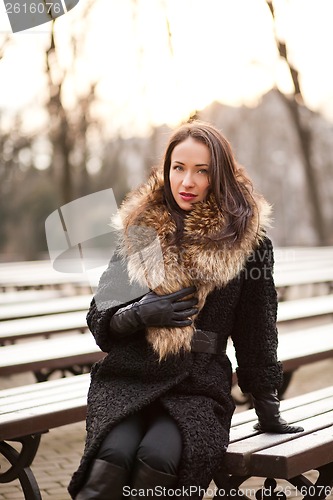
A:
0 322 331 379
0 374 89 412
274 268 333 287
275 395 333 423
0 383 88 415
277 325 333 371
0 373 90 402
230 399 333 444
0 310 87 341
0 333 103 376
0 382 89 415
227 322 333 374
226 411 333 476
231 385 333 427
0 290 64 305
277 294 333 323
0 295 92 321
1 293 332 322
0 396 88 440
251 425 333 478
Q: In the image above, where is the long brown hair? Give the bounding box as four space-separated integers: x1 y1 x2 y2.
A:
163 120 257 244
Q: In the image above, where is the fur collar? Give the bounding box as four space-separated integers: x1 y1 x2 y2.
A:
113 170 272 360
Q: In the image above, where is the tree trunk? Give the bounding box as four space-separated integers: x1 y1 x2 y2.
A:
266 0 328 244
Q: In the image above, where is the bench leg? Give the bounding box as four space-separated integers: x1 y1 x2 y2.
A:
213 472 252 499
213 476 291 499
34 364 92 382
213 466 333 500
289 462 333 500
0 434 42 500
213 476 279 499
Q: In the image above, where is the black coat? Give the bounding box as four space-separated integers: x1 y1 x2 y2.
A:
68 236 283 499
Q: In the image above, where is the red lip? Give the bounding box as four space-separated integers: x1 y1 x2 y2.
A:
179 192 197 200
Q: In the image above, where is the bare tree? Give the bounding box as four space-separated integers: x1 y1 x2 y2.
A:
266 0 328 245
44 0 98 204
45 21 71 204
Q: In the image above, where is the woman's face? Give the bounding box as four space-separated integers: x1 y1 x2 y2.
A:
169 137 211 211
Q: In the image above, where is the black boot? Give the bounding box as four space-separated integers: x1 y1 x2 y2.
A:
75 459 129 500
130 458 177 499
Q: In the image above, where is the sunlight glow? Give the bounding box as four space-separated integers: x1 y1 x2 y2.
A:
0 0 333 136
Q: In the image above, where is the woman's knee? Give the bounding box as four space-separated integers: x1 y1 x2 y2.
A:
96 413 146 470
137 444 180 475
96 440 135 470
137 413 182 475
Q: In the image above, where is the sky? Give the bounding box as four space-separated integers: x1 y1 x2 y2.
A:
0 0 333 136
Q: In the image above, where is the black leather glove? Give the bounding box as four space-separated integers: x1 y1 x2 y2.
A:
252 390 304 433
110 286 198 336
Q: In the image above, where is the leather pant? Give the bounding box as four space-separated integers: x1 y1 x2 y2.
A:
96 401 182 475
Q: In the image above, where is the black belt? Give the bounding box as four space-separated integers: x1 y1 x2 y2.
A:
191 329 225 355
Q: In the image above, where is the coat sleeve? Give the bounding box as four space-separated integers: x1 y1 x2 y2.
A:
86 250 147 352
231 236 283 393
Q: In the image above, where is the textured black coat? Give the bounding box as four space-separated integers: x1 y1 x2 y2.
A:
68 236 282 499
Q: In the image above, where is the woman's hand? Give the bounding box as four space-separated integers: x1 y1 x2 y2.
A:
110 286 198 336
251 390 304 434
136 287 198 327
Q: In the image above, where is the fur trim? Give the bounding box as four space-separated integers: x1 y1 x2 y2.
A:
112 170 272 360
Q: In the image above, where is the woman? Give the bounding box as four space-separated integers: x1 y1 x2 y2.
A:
69 121 302 499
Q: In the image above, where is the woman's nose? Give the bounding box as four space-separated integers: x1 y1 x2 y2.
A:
182 172 195 188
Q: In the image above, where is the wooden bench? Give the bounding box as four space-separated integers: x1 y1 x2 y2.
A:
213 385 333 499
0 294 92 321
0 310 87 344
276 294 333 333
0 260 93 291
1 290 332 325
0 377 332 499
0 322 332 393
227 323 333 400
0 290 65 305
0 375 89 499
1 292 332 345
275 246 333 264
1 248 333 295
277 294 333 324
0 333 105 381
274 269 333 300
